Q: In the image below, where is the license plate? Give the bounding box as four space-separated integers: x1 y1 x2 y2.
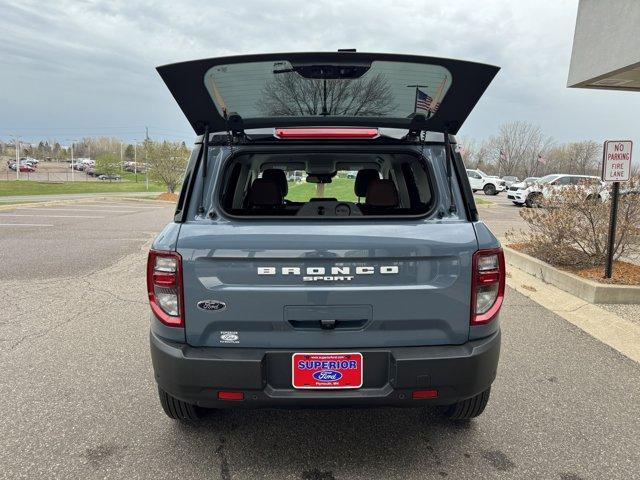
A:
292 352 363 389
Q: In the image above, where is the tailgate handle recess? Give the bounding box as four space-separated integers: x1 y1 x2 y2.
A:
287 319 368 331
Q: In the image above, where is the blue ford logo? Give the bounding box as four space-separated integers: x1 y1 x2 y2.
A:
312 370 343 381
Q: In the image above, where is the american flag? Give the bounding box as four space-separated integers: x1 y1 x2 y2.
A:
537 153 547 165
499 150 507 161
415 89 433 112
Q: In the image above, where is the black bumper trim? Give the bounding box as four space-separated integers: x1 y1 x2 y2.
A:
150 330 500 408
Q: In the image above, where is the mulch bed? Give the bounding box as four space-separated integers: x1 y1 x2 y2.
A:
156 192 178 202
507 243 640 286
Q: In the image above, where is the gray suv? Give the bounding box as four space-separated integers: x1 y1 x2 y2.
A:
148 52 504 421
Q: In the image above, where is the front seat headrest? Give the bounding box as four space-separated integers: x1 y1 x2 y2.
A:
247 178 283 207
354 169 380 197
261 169 288 196
365 179 399 207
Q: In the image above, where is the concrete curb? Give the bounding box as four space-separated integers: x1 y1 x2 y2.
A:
504 246 640 304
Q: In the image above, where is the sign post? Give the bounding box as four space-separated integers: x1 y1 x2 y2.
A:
602 140 632 279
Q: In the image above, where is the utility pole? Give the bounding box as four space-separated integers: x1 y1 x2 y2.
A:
120 142 124 172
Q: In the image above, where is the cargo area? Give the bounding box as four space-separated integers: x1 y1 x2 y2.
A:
217 150 439 218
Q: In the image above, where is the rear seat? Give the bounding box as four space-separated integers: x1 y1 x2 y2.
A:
240 178 294 215
361 179 400 215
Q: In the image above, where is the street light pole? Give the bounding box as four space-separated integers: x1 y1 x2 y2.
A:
71 142 75 182
134 141 138 183
14 135 20 180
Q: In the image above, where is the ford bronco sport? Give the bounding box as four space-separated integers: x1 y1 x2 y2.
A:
148 52 503 421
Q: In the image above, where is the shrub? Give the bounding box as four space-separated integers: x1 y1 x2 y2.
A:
508 181 640 268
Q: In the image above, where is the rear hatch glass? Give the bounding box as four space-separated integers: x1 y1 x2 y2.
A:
157 52 499 134
205 60 451 120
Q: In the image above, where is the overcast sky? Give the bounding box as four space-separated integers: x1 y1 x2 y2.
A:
1 0 638 147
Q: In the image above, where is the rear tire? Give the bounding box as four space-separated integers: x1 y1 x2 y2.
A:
483 184 497 195
439 388 491 420
158 387 202 421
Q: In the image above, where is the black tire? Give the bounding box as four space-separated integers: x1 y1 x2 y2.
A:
483 184 497 196
525 193 541 208
158 387 201 421
439 388 491 420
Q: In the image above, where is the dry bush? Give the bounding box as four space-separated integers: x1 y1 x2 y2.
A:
507 181 640 267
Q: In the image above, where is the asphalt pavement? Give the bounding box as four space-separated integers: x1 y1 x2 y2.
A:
0 197 638 479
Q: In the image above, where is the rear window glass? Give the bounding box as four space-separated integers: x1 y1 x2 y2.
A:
217 152 435 218
204 60 451 121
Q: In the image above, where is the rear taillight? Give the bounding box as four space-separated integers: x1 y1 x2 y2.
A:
274 127 379 139
471 248 505 325
147 250 184 327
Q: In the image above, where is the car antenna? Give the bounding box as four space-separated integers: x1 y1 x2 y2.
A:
196 123 210 216
443 127 457 215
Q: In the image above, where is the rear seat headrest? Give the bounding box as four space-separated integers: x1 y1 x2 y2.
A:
354 169 380 197
365 179 399 207
247 178 283 207
261 169 288 196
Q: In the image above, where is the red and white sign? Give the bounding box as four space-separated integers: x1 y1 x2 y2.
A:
602 140 632 182
292 352 363 389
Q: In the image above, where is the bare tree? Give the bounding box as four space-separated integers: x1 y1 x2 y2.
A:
490 122 554 178
258 72 396 117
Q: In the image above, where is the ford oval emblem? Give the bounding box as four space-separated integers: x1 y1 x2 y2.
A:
197 300 226 312
312 370 343 382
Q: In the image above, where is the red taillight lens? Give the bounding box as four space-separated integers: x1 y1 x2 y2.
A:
274 127 379 139
147 250 184 327
471 248 505 325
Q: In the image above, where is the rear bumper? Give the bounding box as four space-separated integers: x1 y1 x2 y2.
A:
150 330 500 408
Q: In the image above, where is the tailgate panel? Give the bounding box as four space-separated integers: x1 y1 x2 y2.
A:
178 222 477 348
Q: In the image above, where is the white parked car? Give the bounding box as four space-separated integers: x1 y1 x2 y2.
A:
507 174 609 207
466 169 506 195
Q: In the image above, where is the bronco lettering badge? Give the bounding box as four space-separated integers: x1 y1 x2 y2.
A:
257 265 398 282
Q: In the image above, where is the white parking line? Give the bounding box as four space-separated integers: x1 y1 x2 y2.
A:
0 223 53 227
82 203 163 209
0 214 105 219
15 208 138 213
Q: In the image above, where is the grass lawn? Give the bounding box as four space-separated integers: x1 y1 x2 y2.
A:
0 180 165 197
287 178 358 202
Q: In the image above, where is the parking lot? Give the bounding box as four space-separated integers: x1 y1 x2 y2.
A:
1 197 639 480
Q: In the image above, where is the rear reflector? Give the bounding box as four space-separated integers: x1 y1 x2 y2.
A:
217 391 244 401
412 390 439 399
275 127 379 139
